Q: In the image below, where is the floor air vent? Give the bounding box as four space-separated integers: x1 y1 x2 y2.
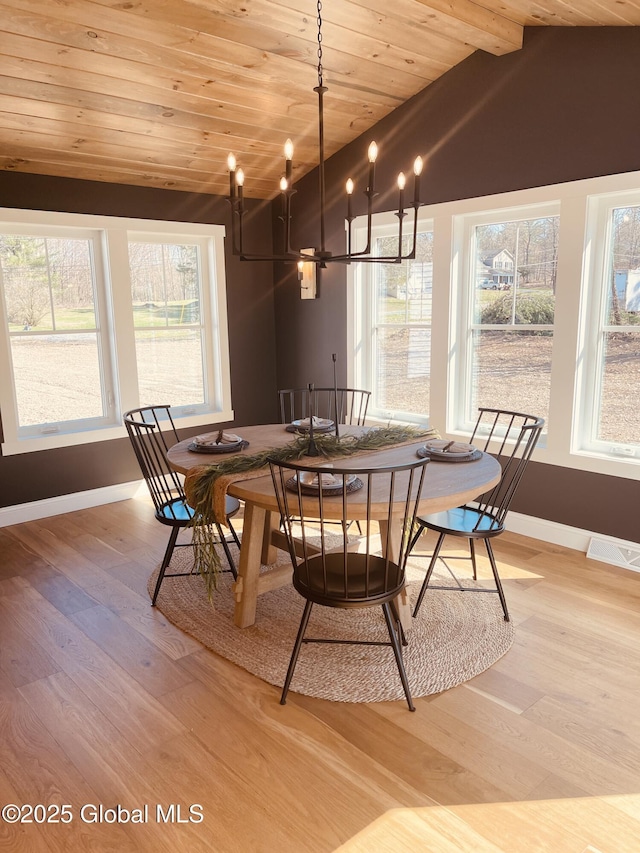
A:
587 537 640 573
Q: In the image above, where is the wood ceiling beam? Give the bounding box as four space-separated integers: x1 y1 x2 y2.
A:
389 0 523 54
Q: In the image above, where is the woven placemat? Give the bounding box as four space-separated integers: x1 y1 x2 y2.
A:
149 548 514 703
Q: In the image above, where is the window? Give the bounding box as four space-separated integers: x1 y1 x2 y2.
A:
349 169 640 482
457 207 559 435
0 229 112 438
351 220 433 421
0 210 232 454
579 195 640 458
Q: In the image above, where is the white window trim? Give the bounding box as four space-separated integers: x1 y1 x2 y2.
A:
347 169 640 482
0 208 233 455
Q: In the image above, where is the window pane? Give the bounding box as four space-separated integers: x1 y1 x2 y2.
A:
10 334 104 426
608 207 640 325
473 217 558 324
129 241 207 408
129 242 201 327
470 330 552 425
135 329 204 407
374 327 430 416
596 332 640 445
371 232 432 418
0 235 97 333
0 234 104 430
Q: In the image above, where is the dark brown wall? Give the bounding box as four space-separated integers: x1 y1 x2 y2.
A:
273 27 640 541
0 172 278 507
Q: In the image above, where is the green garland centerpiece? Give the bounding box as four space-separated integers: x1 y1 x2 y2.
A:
185 424 437 595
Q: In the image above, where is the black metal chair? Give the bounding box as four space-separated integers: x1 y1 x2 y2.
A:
409 408 544 623
269 456 430 711
123 406 241 606
278 387 370 426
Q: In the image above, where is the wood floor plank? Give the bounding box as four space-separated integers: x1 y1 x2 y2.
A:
9 521 113 588
0 527 54 579
373 693 551 800
0 600 62 687
0 766 52 852
82 574 202 659
68 605 194 698
447 796 640 853
28 572 98 616
292 695 514 806
177 648 436 809
0 686 130 852
0 581 189 753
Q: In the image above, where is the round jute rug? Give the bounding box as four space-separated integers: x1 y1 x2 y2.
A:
149 548 514 703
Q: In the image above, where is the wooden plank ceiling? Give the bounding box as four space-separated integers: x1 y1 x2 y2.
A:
1 1 640 198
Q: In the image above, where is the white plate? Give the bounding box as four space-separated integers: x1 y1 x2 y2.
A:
294 472 356 490
291 417 334 432
423 439 476 459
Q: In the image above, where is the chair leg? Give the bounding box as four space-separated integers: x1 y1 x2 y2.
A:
382 602 415 712
389 599 408 647
216 523 238 580
407 521 424 555
228 517 241 549
412 531 445 618
280 600 314 705
470 538 478 580
152 525 180 606
486 539 510 622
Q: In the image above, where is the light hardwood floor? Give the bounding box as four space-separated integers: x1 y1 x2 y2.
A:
1 497 639 852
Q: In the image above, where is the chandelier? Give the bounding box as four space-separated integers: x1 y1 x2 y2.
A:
226 1 423 268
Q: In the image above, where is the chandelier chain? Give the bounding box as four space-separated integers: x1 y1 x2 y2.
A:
317 0 323 87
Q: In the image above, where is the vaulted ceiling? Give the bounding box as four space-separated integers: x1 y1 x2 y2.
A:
1 1 640 198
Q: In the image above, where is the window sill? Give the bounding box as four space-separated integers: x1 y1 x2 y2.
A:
1 408 234 456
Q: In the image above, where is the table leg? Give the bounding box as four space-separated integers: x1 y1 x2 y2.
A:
261 510 278 564
378 519 412 633
233 500 266 628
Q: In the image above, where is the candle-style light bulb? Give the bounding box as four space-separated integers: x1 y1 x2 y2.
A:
367 142 377 195
397 171 405 215
413 155 423 205
235 167 244 212
284 138 293 181
280 176 288 192
297 260 304 281
346 178 354 221
227 152 237 198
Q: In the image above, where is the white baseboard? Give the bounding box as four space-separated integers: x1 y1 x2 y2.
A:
0 480 146 528
505 511 593 551
506 510 640 571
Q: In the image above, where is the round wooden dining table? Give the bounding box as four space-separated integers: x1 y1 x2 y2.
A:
168 423 502 629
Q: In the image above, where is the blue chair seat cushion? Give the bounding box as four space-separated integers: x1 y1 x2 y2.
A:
419 505 503 538
156 495 240 525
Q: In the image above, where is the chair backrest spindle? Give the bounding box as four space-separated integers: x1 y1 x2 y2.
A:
471 408 544 531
